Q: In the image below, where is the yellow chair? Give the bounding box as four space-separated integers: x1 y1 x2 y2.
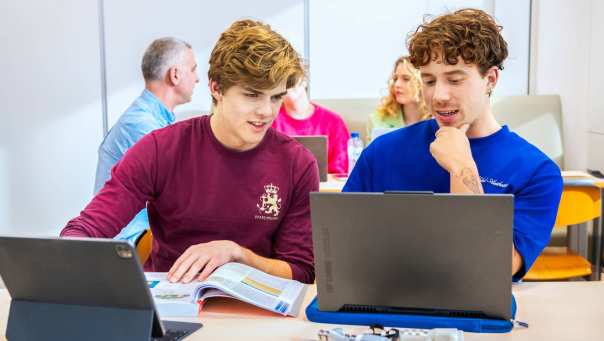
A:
524 185 600 281
135 229 153 265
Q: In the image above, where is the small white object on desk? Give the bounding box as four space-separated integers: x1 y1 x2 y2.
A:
318 327 463 341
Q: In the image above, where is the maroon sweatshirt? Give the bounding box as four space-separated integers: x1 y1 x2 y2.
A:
61 115 319 283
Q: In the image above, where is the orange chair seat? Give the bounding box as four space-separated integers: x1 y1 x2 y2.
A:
525 184 600 281
524 246 592 281
135 229 153 265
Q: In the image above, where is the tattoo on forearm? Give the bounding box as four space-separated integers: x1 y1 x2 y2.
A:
460 168 482 194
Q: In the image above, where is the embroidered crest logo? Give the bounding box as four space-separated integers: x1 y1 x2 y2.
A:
256 183 282 217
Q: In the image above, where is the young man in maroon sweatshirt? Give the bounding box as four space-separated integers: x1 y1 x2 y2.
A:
61 20 319 284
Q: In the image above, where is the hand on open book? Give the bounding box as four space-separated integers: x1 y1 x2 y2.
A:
167 240 243 283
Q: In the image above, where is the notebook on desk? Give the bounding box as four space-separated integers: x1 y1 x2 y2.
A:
309 192 514 322
0 236 201 341
293 135 328 181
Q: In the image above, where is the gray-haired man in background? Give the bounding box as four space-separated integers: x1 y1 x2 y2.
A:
94 37 199 244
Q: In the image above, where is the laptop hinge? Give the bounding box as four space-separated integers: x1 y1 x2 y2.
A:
383 191 434 195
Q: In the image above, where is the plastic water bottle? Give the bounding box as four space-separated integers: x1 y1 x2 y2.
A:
347 132 364 174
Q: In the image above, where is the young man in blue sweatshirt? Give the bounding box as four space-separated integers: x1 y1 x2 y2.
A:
344 9 563 280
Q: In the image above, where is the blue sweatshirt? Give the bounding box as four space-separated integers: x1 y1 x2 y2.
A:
344 119 563 280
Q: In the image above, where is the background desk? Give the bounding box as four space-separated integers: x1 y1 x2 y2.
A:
1 282 603 340
561 171 604 280
319 174 347 192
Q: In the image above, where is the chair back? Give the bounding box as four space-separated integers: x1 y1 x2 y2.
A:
492 95 564 168
313 98 380 144
314 95 564 158
135 229 153 265
555 186 601 228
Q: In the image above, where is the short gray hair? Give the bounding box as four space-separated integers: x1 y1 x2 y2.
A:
141 37 192 82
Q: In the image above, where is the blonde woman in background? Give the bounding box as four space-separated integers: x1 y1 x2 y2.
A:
368 56 429 140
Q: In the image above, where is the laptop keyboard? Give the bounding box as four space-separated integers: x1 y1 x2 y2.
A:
153 320 202 341
152 329 189 341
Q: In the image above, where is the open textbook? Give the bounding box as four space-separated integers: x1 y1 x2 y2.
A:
146 262 307 318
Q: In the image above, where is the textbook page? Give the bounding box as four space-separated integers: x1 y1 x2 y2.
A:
199 262 307 316
146 272 200 317
146 262 307 317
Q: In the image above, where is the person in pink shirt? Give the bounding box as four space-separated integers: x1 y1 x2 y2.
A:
272 81 350 174
61 20 318 284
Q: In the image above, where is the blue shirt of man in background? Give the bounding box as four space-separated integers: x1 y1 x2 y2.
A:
93 37 199 244
94 90 175 243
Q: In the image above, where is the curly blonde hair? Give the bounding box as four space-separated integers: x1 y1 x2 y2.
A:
208 19 305 103
376 56 429 121
407 8 508 75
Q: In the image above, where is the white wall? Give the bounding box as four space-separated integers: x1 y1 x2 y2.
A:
531 0 592 170
587 1 604 172
493 0 531 96
308 0 530 99
308 0 427 99
0 149 8 231
104 0 305 124
0 0 103 236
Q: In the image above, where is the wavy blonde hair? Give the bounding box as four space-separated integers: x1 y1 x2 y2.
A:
376 56 429 121
208 19 305 104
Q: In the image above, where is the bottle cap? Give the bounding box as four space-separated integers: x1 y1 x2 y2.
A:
351 132 360 138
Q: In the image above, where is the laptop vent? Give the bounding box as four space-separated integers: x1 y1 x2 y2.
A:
446 311 486 318
339 305 487 318
340 305 380 313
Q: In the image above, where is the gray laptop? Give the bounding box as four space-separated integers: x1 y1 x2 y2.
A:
0 236 201 340
310 192 514 320
293 135 328 181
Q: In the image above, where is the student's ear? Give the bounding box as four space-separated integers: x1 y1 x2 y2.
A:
209 80 222 102
485 66 499 96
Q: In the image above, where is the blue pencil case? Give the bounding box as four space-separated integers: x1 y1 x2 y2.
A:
305 295 517 333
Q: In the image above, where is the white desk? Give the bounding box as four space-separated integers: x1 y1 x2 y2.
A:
319 174 347 192
1 282 603 340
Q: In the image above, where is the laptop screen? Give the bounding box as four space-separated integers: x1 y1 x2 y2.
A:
293 135 328 181
310 192 514 320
